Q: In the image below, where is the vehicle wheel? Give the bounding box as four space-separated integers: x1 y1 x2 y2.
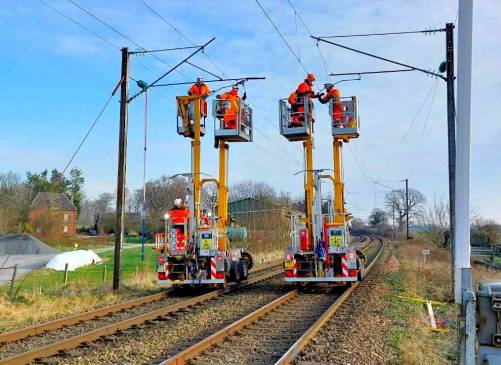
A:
230 261 241 282
240 260 249 281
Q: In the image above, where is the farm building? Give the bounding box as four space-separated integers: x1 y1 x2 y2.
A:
29 192 78 236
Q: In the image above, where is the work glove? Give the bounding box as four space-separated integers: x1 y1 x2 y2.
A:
242 92 247 101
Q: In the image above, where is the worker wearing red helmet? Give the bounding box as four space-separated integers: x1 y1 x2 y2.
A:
319 84 345 127
220 85 241 129
188 77 211 117
289 73 318 127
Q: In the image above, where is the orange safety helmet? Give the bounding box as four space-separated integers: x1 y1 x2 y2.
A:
306 73 316 82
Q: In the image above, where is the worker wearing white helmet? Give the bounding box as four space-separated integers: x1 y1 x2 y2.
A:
188 76 211 117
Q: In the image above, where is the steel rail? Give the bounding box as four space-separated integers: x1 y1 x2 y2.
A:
0 261 278 345
0 264 282 365
275 238 385 365
0 291 171 344
160 290 299 365
160 238 384 365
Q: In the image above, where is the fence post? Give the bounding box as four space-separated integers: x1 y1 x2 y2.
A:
9 264 18 299
102 265 107 282
63 263 69 287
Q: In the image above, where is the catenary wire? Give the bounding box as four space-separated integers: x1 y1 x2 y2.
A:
62 84 119 174
255 0 309 73
136 0 304 164
38 0 179 97
407 78 440 178
318 28 446 39
65 0 215 82
376 79 438 181
137 0 226 78
286 0 331 78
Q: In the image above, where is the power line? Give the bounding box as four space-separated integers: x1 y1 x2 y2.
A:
62 81 121 174
40 0 118 50
318 28 446 39
408 78 440 178
66 0 197 81
138 0 226 78
39 0 178 97
313 36 444 80
139 0 299 169
138 0 295 166
130 45 201 54
286 0 331 78
255 0 308 73
245 99 302 154
252 126 303 167
377 79 438 181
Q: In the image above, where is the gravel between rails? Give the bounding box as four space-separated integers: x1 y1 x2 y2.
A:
293 240 392 365
42 278 289 365
188 289 343 365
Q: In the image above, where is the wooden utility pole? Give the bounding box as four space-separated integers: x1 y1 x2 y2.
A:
405 178 410 240
445 22 457 294
113 47 130 290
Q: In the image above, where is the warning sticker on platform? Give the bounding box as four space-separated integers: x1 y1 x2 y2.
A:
329 229 344 247
200 232 213 250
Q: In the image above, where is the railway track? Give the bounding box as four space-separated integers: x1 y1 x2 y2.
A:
160 238 384 365
0 262 282 365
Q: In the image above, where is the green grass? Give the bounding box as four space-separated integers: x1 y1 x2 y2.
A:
5 247 159 297
495 256 501 265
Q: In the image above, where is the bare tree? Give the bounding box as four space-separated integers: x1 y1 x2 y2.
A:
0 172 31 234
128 189 144 213
418 196 450 247
94 192 115 213
145 176 188 225
229 180 276 202
385 188 426 232
201 183 218 212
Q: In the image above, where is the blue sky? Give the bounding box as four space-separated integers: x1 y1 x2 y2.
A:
1 0 500 222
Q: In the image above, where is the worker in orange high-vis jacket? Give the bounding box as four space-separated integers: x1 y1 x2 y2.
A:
169 198 190 252
319 84 345 127
220 86 242 129
290 73 319 127
188 77 211 117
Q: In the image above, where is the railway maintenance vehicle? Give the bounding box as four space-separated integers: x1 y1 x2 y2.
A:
280 86 366 283
156 84 256 287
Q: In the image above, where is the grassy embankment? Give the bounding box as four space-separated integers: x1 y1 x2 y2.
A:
385 240 458 364
0 236 281 331
0 247 159 331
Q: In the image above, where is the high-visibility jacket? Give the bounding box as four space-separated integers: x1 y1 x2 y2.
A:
288 92 297 105
327 88 344 124
188 84 210 97
170 207 190 225
188 83 211 116
220 91 240 129
296 81 314 98
169 207 189 252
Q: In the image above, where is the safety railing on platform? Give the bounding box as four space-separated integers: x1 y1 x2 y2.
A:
212 98 253 142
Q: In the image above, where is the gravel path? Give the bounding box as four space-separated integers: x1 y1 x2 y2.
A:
40 278 289 364
294 241 392 365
